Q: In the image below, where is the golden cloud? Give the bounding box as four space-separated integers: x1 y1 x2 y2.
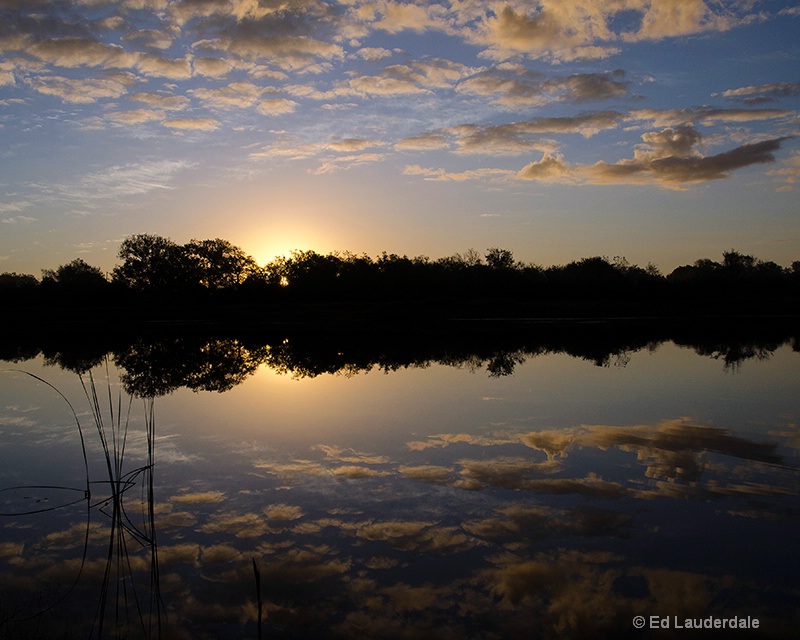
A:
162 117 220 130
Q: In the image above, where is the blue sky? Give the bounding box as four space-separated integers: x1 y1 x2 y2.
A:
1 0 798 274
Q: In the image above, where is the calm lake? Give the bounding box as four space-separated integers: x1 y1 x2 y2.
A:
1 320 799 639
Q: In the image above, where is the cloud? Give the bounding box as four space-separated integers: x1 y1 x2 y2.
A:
452 123 558 156
395 131 452 151
442 113 625 159
313 152 386 174
584 133 787 188
466 1 752 63
515 126 790 188
128 91 190 110
28 37 134 69
194 32 344 72
543 71 629 103
347 67 432 96
372 1 450 33
356 46 394 61
105 108 164 125
457 65 629 108
135 52 193 79
403 164 514 182
0 201 31 213
456 65 547 108
632 0 738 40
629 107 795 127
162 117 220 130
68 159 193 198
720 82 800 105
257 97 298 115
326 138 386 153
122 28 176 51
190 80 275 110
767 151 800 191
470 3 619 62
1 215 36 224
249 135 387 171
27 74 130 103
192 56 236 77
517 152 572 182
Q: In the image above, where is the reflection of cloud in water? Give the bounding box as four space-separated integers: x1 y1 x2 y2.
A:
465 504 632 544
199 503 306 537
253 459 329 479
407 432 519 451
0 542 24 558
523 419 784 467
333 465 391 478
355 521 472 553
4 414 798 637
398 465 453 484
315 444 390 464
170 490 226 504
455 456 564 491
520 418 798 502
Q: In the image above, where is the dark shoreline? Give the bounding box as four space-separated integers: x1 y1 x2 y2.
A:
5 292 800 323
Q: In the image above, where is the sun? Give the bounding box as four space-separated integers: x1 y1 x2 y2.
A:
249 228 336 266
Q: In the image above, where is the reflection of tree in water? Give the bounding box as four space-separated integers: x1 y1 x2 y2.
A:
105 326 800 394
693 341 779 371
486 350 527 377
115 337 269 397
5 320 796 395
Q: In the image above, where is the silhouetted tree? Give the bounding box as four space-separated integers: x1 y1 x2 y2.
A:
42 258 107 287
113 234 192 297
9 235 798 314
0 272 39 305
184 238 259 290
485 248 515 270
40 258 110 304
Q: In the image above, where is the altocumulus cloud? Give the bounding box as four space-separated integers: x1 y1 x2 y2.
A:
0 0 796 205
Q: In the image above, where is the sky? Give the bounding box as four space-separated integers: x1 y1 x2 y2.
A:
0 0 799 275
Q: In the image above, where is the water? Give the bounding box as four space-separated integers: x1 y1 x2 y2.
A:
1 321 798 639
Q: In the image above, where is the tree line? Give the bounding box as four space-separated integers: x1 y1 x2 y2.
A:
2 233 799 309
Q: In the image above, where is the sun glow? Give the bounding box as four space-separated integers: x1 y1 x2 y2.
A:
246 237 302 266
247 224 340 267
